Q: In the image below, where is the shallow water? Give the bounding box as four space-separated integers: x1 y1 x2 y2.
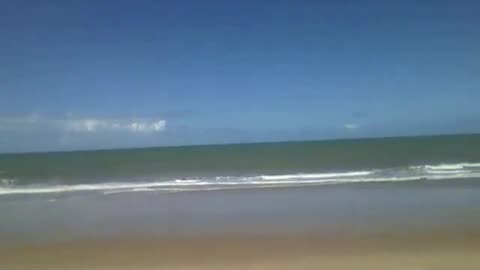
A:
2 179 480 244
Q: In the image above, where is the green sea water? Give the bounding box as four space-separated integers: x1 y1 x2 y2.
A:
1 134 480 188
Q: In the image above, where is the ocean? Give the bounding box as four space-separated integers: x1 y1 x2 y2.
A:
1 134 480 197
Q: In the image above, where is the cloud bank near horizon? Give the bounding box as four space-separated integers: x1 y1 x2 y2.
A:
0 114 167 134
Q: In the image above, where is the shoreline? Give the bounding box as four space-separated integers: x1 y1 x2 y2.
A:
2 173 480 199
2 179 480 243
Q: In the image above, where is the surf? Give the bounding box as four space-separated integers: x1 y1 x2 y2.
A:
1 162 480 196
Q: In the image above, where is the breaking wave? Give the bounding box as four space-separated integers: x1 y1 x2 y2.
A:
1 162 480 196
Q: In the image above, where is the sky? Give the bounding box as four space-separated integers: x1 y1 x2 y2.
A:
1 0 479 152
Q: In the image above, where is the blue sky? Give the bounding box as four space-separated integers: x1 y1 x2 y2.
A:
1 1 479 152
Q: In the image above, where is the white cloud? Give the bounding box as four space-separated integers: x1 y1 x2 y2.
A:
0 114 167 134
344 123 360 130
66 118 166 133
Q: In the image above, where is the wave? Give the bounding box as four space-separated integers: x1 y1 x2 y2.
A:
1 178 16 186
424 163 480 170
1 162 480 196
260 171 373 180
426 170 471 174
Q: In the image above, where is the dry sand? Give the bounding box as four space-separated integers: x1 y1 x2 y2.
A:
2 232 480 270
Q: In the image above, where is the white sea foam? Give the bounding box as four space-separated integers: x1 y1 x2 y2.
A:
1 178 16 186
103 187 158 195
425 163 480 170
1 162 480 196
175 179 202 184
0 180 215 195
463 163 480 168
426 169 471 174
260 171 373 180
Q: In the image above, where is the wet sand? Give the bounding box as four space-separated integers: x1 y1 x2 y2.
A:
2 180 480 269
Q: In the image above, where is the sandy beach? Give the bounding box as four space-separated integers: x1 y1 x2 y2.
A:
2 232 480 269
2 180 480 269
